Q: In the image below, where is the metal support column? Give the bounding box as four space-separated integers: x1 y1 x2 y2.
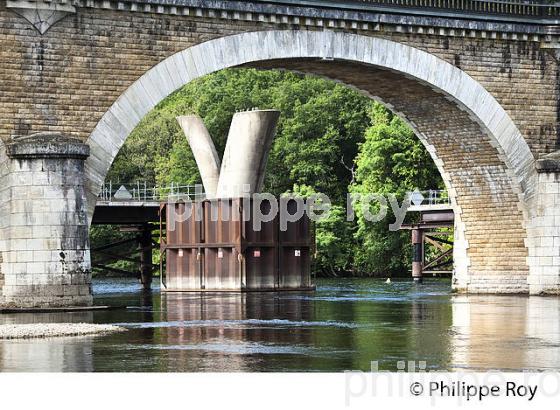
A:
139 224 153 290
412 228 424 283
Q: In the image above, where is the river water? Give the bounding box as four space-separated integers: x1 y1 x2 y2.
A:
1 278 559 372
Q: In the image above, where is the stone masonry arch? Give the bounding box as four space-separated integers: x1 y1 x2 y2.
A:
84 30 536 294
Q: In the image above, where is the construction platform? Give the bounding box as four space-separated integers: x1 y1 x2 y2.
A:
160 198 315 292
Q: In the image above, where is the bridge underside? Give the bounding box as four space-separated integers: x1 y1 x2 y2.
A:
92 203 160 225
249 59 529 293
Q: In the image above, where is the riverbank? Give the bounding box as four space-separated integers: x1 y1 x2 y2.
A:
0 323 127 339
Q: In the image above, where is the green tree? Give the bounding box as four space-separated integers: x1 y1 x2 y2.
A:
289 184 354 276
350 104 443 275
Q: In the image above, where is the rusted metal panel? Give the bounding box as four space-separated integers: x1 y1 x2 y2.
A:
181 203 203 245
161 198 314 292
203 199 242 245
245 246 277 289
279 247 311 289
203 247 240 290
166 248 201 290
166 202 204 246
244 199 277 246
165 204 179 246
279 198 312 247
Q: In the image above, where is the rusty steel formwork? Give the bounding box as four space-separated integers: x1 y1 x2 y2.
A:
160 198 315 292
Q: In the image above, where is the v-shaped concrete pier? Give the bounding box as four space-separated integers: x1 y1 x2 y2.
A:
177 110 280 198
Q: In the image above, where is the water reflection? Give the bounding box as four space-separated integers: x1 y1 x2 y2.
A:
0 278 559 372
151 292 321 371
451 296 560 371
0 312 94 372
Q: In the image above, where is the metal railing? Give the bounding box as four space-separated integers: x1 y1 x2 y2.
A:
408 189 451 207
342 0 560 16
251 0 560 18
98 182 205 202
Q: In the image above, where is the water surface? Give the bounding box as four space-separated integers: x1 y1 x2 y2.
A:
1 278 559 372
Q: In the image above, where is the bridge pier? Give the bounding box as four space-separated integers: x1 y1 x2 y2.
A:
0 133 92 308
527 155 560 295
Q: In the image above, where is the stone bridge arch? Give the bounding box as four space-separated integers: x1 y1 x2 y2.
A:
85 30 536 294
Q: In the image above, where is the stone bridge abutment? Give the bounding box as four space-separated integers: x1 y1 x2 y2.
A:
1 0 560 306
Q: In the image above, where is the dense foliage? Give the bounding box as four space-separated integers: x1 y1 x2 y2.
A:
94 68 443 277
350 105 444 274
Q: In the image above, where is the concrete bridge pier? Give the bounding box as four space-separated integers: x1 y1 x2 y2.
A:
178 110 281 198
217 110 281 198
176 115 221 199
0 133 92 307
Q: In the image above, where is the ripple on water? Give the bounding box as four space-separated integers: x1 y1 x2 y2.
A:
124 341 351 356
116 318 363 329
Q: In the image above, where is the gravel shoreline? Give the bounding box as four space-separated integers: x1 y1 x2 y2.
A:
0 323 127 339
